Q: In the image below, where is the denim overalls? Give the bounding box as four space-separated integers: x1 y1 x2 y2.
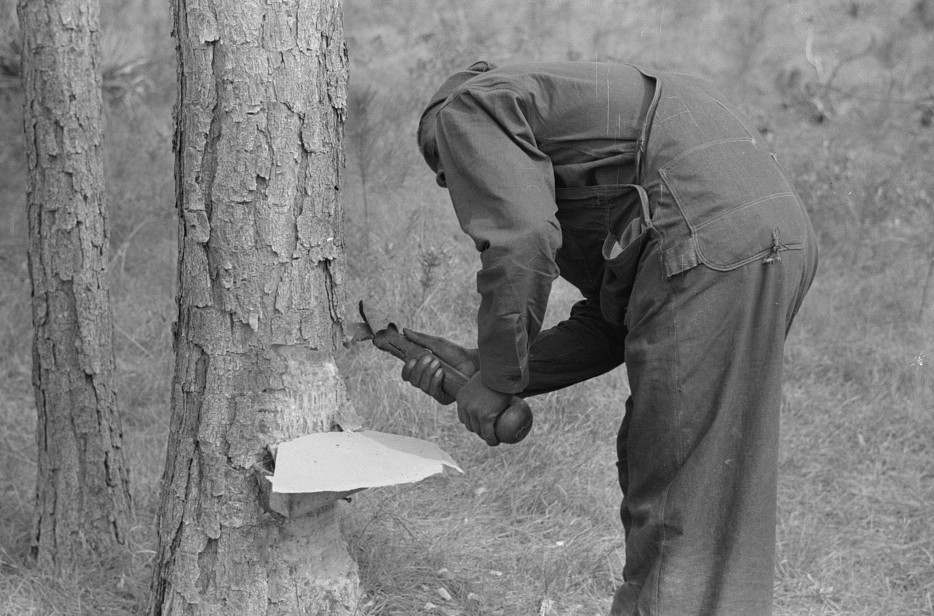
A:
423 62 818 616
613 70 818 616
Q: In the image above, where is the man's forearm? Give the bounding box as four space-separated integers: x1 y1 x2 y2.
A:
522 298 627 397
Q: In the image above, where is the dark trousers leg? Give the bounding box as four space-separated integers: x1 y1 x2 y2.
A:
610 231 817 616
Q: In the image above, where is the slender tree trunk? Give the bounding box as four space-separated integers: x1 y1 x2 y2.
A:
18 0 133 570
147 0 359 613
920 253 934 325
358 155 371 249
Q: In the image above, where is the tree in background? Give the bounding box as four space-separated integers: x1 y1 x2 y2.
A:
17 0 132 569
345 84 411 249
147 0 360 613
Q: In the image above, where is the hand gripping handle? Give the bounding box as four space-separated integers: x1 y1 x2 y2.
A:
371 325 533 444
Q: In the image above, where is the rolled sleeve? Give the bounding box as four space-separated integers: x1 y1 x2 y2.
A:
435 87 562 394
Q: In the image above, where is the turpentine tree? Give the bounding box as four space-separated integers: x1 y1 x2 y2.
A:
18 0 132 569
147 0 360 613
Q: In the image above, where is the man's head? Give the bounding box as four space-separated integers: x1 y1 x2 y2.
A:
416 60 495 184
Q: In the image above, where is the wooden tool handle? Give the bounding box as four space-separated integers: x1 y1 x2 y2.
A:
371 326 533 444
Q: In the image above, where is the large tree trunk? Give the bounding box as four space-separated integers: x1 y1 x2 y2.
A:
147 0 359 613
18 0 133 569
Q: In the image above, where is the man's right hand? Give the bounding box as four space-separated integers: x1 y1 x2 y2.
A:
400 329 479 405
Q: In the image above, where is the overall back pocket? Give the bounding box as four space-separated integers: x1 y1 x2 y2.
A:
657 138 807 271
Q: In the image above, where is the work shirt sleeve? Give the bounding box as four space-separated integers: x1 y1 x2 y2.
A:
435 87 562 394
522 298 627 396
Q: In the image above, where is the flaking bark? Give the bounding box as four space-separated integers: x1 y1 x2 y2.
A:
18 0 133 569
148 0 360 613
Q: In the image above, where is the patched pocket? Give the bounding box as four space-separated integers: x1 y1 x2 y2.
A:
600 218 650 325
658 138 807 271
694 193 806 270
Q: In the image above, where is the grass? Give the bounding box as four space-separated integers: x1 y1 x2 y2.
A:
340 290 629 615
337 253 934 616
772 268 934 616
1 0 934 614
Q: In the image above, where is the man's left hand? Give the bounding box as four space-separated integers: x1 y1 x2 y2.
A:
456 372 513 447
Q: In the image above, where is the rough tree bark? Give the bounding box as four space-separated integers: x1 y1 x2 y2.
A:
147 0 360 613
18 0 133 569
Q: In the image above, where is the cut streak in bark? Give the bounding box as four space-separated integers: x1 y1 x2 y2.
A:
148 0 360 614
18 0 133 569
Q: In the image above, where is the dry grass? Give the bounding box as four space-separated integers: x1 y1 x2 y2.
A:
1 0 933 615
340 287 628 615
773 268 934 616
